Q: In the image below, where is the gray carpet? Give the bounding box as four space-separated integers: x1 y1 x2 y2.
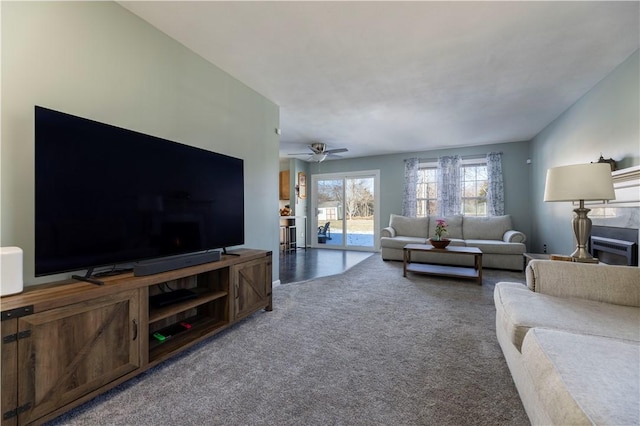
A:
49 255 529 425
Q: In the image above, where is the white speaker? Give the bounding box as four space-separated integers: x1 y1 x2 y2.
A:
1 247 23 296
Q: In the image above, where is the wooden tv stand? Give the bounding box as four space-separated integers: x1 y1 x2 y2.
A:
0 249 272 425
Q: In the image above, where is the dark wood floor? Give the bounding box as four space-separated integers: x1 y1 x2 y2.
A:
279 248 374 284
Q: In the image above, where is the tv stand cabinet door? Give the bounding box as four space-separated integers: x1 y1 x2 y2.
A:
1 318 18 426
17 289 141 424
232 256 272 321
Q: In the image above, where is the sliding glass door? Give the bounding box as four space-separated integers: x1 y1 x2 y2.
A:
312 171 379 251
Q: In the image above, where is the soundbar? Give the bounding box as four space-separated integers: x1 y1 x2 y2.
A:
134 251 221 276
149 288 197 308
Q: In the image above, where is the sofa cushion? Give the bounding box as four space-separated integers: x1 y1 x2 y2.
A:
389 214 429 238
465 240 525 255
522 328 639 426
494 282 640 351
463 215 513 240
428 215 462 239
380 236 428 249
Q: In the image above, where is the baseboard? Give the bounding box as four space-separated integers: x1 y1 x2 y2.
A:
272 279 281 288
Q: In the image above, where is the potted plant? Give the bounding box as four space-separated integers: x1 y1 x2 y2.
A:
431 219 450 248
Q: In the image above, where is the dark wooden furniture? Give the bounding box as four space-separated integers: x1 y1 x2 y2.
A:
279 216 297 252
522 253 550 270
0 249 271 425
403 244 483 285
317 222 331 244
279 216 307 252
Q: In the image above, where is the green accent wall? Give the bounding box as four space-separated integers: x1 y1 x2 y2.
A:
306 51 639 258
530 50 639 255
308 141 533 243
1 2 281 285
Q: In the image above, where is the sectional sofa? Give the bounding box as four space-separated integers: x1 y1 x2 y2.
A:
380 214 527 270
495 260 640 425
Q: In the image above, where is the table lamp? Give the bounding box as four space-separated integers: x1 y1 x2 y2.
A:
543 163 615 262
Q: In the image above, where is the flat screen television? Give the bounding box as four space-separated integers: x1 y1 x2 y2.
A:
35 106 244 277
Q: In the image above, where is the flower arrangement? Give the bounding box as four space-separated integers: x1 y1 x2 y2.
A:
434 219 448 241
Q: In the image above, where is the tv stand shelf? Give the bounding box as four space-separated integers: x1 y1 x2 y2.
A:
148 289 227 323
148 316 228 360
0 249 272 426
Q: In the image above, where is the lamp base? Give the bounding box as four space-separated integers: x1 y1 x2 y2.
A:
572 257 599 264
571 200 596 263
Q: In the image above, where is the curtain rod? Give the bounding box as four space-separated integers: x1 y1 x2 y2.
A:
404 152 502 163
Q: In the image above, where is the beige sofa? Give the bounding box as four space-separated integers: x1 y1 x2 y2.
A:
495 260 640 425
380 214 527 270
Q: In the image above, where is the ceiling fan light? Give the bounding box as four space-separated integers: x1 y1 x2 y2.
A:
310 153 327 162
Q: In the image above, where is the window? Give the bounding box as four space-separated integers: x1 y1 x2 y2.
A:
460 162 488 216
416 160 488 217
416 167 437 216
313 170 380 250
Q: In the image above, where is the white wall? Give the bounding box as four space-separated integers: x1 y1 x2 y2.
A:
530 50 639 255
1 2 281 285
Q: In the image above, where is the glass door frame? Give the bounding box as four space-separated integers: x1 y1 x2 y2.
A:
310 170 380 251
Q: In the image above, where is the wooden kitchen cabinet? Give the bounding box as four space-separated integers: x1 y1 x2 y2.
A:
279 170 290 200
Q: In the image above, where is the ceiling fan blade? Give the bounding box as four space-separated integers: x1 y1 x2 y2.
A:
288 144 346 159
325 148 348 154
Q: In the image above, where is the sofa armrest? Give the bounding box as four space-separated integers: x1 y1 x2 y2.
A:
503 230 526 243
381 227 396 238
526 259 640 307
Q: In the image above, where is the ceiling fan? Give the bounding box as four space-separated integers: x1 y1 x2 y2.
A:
289 142 348 162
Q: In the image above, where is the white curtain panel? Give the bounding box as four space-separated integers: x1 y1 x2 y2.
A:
486 152 505 216
402 158 419 217
437 155 462 216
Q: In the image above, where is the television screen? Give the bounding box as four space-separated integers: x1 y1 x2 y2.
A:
35 106 244 276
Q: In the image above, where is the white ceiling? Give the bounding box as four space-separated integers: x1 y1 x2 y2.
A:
119 1 639 161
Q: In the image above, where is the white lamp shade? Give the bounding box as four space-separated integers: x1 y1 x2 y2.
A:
544 163 615 202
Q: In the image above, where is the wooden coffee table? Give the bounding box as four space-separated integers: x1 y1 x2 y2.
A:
403 244 483 285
